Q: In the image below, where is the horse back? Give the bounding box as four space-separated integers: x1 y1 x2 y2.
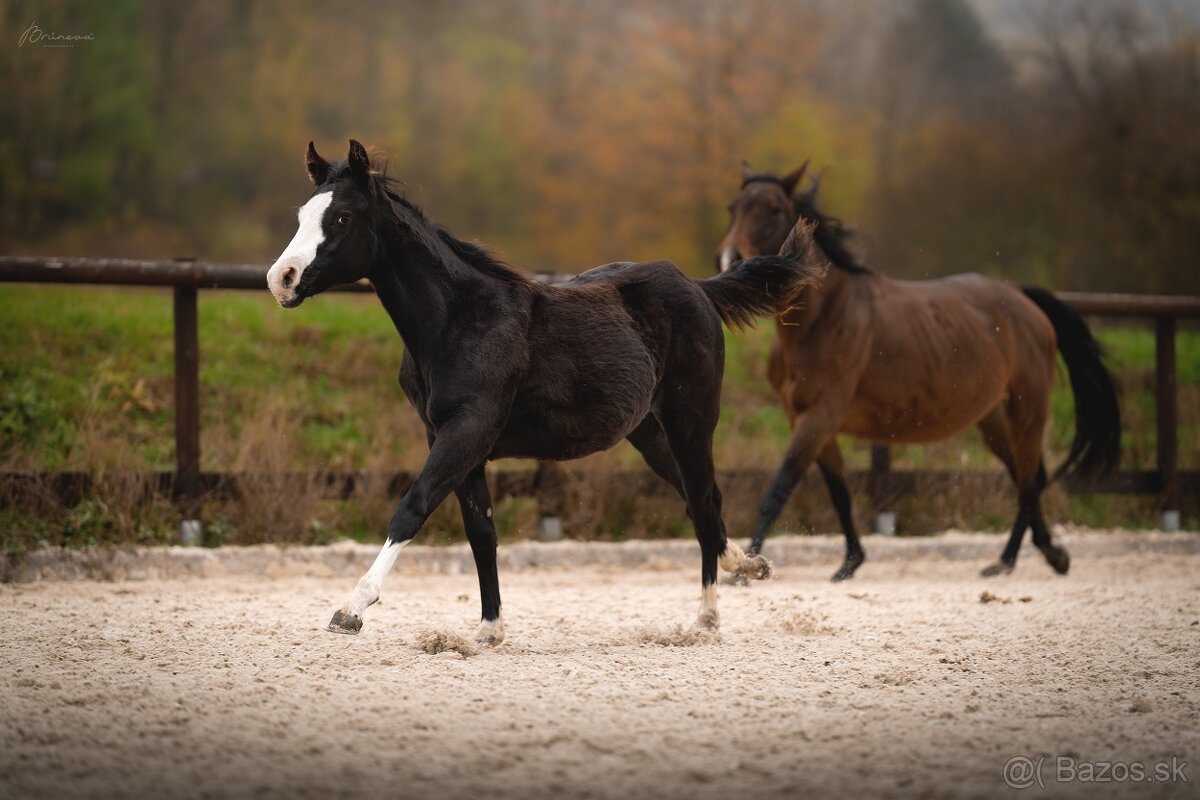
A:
776 270 1058 443
494 261 719 459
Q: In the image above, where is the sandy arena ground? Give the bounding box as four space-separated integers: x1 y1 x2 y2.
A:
1 531 1197 799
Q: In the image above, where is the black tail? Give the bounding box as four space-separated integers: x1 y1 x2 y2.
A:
700 220 825 329
1021 285 1121 480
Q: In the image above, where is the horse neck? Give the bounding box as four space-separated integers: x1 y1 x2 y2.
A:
779 257 856 329
367 217 487 360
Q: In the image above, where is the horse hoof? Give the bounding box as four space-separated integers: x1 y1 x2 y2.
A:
741 554 773 581
327 609 363 635
831 552 865 582
1044 546 1070 575
475 617 505 647
980 560 1014 578
695 609 720 630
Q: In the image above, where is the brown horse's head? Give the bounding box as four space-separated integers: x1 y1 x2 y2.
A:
715 161 808 272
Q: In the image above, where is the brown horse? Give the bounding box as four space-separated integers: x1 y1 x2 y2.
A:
717 162 1120 580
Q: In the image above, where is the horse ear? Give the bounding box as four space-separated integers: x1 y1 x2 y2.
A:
797 169 827 205
741 159 755 181
780 161 809 196
347 139 371 185
305 141 331 185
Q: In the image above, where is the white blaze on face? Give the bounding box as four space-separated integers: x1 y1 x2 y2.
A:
266 190 334 306
719 246 737 273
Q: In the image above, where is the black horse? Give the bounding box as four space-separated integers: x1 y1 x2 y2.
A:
266 141 821 644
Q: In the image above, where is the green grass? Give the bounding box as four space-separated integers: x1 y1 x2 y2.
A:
1 284 1196 548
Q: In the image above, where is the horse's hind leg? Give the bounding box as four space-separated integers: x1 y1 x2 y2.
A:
657 401 764 629
455 464 505 645
628 414 770 583
626 415 685 498
817 440 865 581
1029 464 1070 574
977 407 1059 576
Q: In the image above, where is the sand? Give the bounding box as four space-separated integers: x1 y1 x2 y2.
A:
1 530 1197 799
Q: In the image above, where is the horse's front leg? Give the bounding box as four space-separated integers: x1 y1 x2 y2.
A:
327 416 499 635
455 463 505 646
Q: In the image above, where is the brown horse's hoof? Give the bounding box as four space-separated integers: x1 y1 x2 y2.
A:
1043 546 1070 575
740 554 773 581
980 560 1015 578
831 551 865 582
327 609 363 635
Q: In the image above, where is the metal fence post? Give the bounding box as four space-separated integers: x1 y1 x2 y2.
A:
534 461 565 541
1156 316 1180 531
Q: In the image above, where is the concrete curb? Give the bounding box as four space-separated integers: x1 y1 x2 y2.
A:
3 528 1196 584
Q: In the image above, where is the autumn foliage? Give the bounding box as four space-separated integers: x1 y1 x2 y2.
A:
1 0 1197 291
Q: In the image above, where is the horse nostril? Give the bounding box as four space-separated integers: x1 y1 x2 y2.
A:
281 267 296 289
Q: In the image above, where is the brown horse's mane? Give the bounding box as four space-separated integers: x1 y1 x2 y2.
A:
743 173 872 275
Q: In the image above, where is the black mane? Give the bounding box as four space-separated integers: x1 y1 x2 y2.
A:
328 161 531 284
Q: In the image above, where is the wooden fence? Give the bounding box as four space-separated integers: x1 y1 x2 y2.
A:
2 255 1197 532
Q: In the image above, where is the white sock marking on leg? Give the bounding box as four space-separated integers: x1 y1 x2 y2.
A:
344 539 408 619
475 612 505 646
701 583 717 614
696 583 720 629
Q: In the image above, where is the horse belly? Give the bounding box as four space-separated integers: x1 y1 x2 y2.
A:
494 356 657 461
840 375 1005 444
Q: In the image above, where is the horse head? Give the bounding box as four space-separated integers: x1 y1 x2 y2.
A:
714 160 808 272
266 140 385 307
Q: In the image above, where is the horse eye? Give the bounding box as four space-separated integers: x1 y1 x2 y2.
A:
336 213 352 225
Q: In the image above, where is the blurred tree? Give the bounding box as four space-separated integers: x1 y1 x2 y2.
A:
0 0 1195 291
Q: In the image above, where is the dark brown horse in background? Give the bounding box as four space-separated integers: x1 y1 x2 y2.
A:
717 162 1120 580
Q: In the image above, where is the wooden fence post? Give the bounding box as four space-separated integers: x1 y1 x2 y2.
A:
1156 316 1180 531
869 444 896 535
173 285 202 527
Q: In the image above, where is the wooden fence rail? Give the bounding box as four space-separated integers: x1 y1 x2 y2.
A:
2 255 1197 533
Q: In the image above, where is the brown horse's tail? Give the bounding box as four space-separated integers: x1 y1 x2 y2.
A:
699 220 825 329
1021 285 1122 481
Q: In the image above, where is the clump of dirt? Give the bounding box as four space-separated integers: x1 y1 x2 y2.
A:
414 628 481 658
778 609 836 636
979 591 1034 605
630 624 721 647
873 668 919 687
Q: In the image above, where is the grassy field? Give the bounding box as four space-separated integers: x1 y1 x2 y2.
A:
1 284 1197 549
